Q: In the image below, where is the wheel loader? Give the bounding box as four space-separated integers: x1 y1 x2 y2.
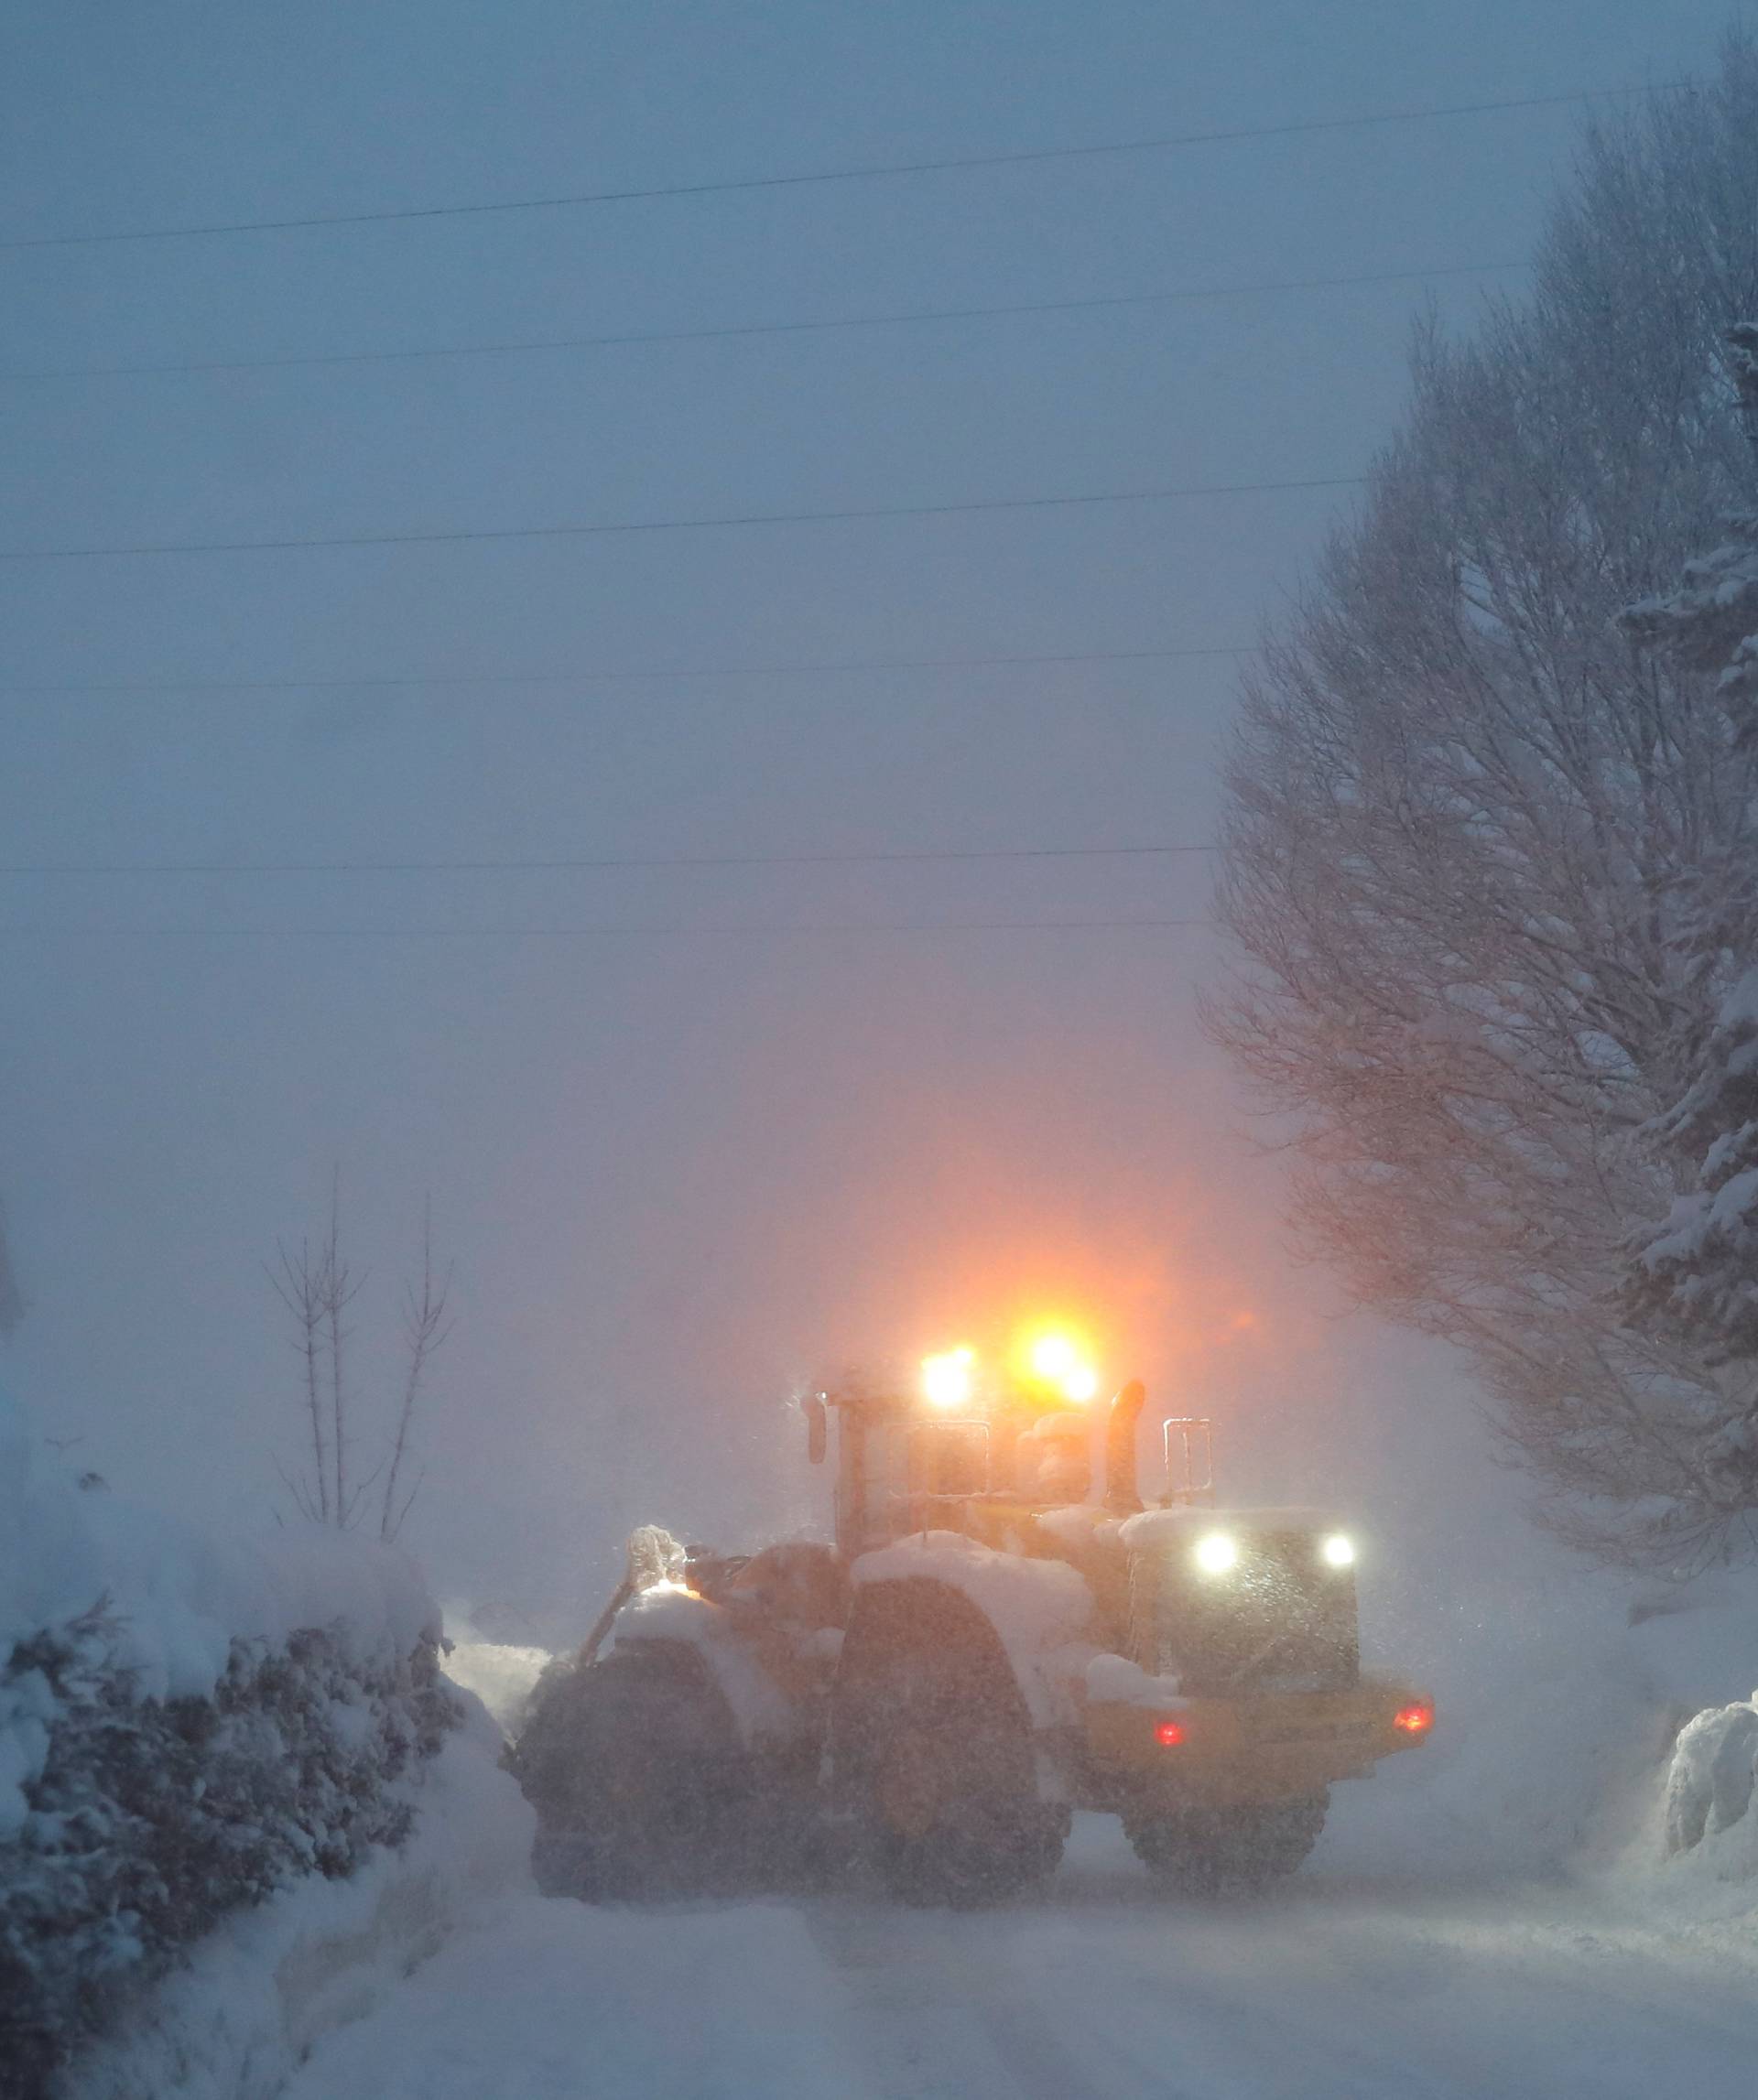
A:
511 1334 1433 1903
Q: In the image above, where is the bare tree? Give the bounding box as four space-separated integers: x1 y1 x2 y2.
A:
319 1171 369 1527
1208 45 1758 1569
380 1197 453 1543
269 1179 455 1536
266 1231 331 1523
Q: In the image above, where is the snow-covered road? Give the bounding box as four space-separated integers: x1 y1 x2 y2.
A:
281 1815 1758 2100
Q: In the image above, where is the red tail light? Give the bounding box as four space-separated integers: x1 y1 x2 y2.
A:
1154 1719 1186 1748
1393 1702 1434 1736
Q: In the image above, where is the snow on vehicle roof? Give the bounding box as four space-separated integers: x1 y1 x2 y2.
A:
1034 1504 1124 1550
1118 1505 1345 1550
853 1530 1092 1635
1084 1651 1188 1708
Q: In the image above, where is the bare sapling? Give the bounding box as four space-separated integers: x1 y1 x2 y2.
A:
320 1171 370 1527
381 1196 454 1543
266 1233 331 1523
268 1179 455 1534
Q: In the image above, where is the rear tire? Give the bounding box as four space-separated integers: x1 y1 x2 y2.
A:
1125 1790 1328 1894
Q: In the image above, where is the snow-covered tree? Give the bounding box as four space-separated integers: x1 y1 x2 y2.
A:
1622 325 1758 1373
1208 45 1758 1568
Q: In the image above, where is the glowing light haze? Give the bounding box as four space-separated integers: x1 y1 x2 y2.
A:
0 2 1735 1630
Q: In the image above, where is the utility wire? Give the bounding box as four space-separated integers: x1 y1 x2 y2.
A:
0 843 1213 877
0 84 1683 252
5 259 1527 384
0 916 1215 939
0 644 1252 698
0 476 1360 563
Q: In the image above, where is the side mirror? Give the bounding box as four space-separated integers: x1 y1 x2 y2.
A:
803 1393 827 1465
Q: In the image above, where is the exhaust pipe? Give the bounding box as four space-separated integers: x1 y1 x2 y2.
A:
1104 1380 1147 1514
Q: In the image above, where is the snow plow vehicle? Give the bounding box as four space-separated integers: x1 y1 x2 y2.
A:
511 1335 1433 1903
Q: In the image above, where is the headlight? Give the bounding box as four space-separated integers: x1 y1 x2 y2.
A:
1320 1532 1355 1568
1193 1532 1238 1575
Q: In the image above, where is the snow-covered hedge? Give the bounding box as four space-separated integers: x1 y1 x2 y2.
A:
0 1386 469 2096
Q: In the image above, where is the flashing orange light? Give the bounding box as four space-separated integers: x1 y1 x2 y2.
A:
1029 1334 1080 1381
1026 1331 1101 1402
1393 1702 1435 1737
922 1347 976 1410
1154 1719 1187 1748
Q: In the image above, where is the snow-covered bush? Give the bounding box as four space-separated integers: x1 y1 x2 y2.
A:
1664 1695 1758 1864
0 1386 467 2096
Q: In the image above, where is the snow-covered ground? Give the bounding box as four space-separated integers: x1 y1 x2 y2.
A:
276 1812 1758 2100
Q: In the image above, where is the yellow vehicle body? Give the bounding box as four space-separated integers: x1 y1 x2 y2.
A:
1083 1676 1433 1808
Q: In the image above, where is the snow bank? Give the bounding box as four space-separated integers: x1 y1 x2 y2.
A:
71 1701 535 2100
0 1380 528 2095
852 1532 1095 1725
1 1378 432 1840
1663 1694 1758 1867
1321 1558 1758 1887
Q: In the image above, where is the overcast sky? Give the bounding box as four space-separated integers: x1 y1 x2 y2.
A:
1 2 1742 1634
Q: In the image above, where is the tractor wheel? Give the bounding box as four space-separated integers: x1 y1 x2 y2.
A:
513 1644 754 1900
838 1595 1066 1905
1124 1790 1328 1894
869 1692 1069 1906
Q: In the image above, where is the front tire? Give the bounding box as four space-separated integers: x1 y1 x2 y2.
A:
1125 1790 1328 1893
512 1644 753 1900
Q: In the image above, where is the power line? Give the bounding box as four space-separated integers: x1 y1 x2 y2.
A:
0 915 1214 940
0 843 1213 878
0 476 1360 563
0 644 1253 698
0 84 1682 253
5 259 1528 384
